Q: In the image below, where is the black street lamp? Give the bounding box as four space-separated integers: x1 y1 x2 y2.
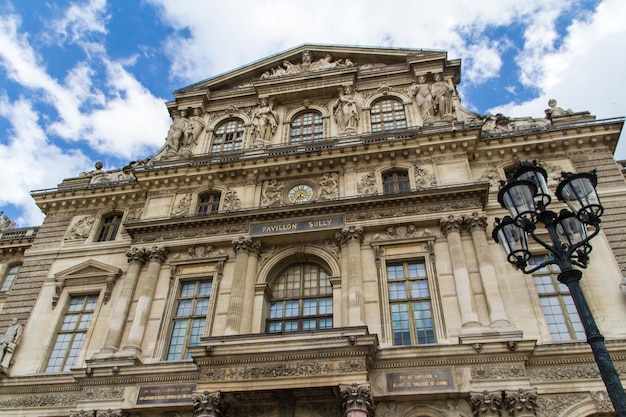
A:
492 160 626 416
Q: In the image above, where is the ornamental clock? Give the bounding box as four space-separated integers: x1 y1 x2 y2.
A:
287 184 315 203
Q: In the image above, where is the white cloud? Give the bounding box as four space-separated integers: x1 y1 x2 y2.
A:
0 95 91 226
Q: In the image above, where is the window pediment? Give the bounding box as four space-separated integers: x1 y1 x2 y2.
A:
52 260 121 307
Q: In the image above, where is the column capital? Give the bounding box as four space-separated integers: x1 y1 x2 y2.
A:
504 388 538 417
231 236 261 255
126 247 148 264
340 382 374 416
192 390 226 417
147 246 167 263
440 215 464 237
470 390 503 417
464 212 488 232
336 226 364 246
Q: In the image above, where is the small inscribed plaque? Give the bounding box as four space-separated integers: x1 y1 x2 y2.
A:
136 383 196 405
386 370 454 392
250 215 344 236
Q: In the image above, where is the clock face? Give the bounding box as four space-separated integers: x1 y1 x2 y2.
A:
287 184 314 203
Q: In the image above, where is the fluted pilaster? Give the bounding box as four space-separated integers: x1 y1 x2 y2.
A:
225 237 260 335
465 212 511 327
122 246 167 355
336 226 365 326
440 215 480 328
98 247 147 355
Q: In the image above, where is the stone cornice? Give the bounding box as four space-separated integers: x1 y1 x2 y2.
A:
123 181 489 238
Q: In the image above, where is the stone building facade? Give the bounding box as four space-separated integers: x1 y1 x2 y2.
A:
0 45 625 417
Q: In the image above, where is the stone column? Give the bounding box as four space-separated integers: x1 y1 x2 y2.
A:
340 382 374 417
336 226 365 326
504 389 538 417
440 215 481 328
240 240 261 334
192 391 226 417
122 246 167 355
466 212 512 327
99 247 147 354
225 237 257 335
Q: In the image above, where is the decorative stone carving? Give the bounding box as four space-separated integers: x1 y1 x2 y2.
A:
544 99 573 120
0 318 22 369
340 382 374 417
471 365 526 380
333 85 360 135
318 173 339 200
504 389 538 417
411 75 435 125
414 164 436 187
591 391 614 414
166 109 190 153
336 226 364 246
96 410 124 417
260 50 354 79
64 215 95 240
147 246 168 263
528 363 602 381
536 394 586 417
464 212 488 231
231 236 261 255
126 247 148 264
432 73 455 121
187 108 206 146
222 189 241 210
251 97 279 146
357 172 376 195
174 245 227 260
347 201 482 222
0 214 16 231
261 179 285 206
470 390 502 417
172 194 192 216
192 391 226 417
479 167 502 191
440 215 464 237
482 114 550 134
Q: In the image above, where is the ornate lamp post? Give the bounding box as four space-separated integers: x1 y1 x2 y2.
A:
492 161 626 416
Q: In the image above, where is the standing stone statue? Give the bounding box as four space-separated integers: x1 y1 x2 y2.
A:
412 75 435 125
0 215 16 231
251 98 280 144
166 109 190 153
0 318 23 369
431 73 454 120
185 108 205 148
333 85 360 135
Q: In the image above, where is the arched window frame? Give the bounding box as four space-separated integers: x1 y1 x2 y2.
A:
94 211 124 242
196 191 222 215
265 262 334 333
209 117 246 153
284 105 329 145
382 170 411 194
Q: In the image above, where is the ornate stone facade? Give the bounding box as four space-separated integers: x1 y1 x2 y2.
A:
0 44 624 417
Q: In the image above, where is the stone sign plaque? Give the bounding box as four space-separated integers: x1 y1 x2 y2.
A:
250 215 344 236
386 370 454 392
136 383 197 405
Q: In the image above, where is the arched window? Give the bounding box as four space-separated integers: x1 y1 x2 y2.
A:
267 262 333 333
290 111 323 144
197 192 221 214
370 98 407 132
383 170 410 194
96 213 123 242
212 118 244 153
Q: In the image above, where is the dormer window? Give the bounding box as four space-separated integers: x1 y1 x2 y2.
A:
212 119 244 153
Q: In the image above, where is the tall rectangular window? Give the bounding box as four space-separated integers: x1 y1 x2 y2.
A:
530 256 585 341
1 264 21 292
46 294 98 372
387 260 435 345
166 280 212 360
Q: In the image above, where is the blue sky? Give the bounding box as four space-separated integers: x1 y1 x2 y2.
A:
1 0 625 227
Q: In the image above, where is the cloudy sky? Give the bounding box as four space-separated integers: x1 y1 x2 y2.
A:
1 0 625 227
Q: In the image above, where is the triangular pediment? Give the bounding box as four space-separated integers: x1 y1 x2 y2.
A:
176 44 452 95
54 259 122 280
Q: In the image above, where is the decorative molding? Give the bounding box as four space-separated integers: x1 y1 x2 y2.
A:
53 260 122 307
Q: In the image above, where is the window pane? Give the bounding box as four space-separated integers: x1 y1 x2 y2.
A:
46 294 98 372
387 261 436 346
1 264 21 292
531 255 583 341
371 98 407 132
97 214 122 242
212 119 244 153
290 111 323 144
266 263 333 332
166 279 212 360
